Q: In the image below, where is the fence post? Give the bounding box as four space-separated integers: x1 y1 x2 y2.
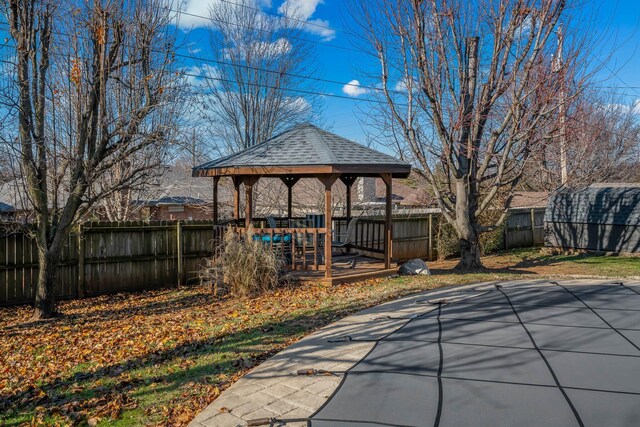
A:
428 214 433 261
504 219 509 250
530 208 536 246
77 224 85 298
177 221 184 286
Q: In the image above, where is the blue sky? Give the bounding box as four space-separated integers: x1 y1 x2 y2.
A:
173 0 379 144
174 0 640 152
598 1 640 99
2 1 634 151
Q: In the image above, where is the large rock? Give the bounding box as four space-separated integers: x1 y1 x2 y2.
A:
398 259 431 276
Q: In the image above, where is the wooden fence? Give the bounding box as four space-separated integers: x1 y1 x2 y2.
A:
0 208 545 306
0 221 220 306
503 208 546 249
335 208 545 262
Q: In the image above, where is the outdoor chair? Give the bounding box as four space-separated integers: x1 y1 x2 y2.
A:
266 216 278 228
332 217 359 249
332 217 360 269
254 216 292 263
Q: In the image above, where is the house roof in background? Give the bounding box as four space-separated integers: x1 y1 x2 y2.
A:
373 173 434 206
589 182 640 188
510 192 549 209
192 123 412 178
135 196 207 207
136 166 233 206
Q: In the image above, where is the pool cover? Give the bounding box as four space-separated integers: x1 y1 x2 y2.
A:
301 281 640 427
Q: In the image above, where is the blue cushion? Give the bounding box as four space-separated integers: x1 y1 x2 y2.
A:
253 233 292 243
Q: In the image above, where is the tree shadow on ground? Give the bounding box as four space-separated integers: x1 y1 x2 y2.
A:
1 288 225 335
0 299 371 425
429 249 623 277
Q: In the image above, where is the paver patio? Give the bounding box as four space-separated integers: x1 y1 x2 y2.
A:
190 279 640 427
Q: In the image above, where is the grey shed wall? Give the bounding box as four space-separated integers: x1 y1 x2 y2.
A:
544 186 640 253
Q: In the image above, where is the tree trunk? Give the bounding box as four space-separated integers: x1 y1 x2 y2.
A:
455 179 483 270
458 235 482 269
32 249 59 319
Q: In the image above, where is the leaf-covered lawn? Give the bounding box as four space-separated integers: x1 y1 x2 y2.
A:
1 249 638 426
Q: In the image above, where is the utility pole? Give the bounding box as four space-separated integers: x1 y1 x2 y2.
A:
555 25 568 187
191 129 197 168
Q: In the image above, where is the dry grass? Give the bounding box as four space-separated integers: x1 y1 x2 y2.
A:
200 227 289 297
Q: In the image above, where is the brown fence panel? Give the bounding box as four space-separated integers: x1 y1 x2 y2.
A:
182 222 221 283
81 221 179 295
391 217 431 262
0 221 218 306
504 209 546 249
0 227 78 305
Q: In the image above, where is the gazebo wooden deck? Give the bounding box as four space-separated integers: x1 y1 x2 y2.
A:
192 124 411 284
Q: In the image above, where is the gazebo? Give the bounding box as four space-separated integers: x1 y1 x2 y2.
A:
192 123 411 283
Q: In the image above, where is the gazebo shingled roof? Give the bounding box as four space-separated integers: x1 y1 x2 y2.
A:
192 123 411 177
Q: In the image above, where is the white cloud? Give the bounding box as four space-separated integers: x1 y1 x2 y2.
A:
284 96 312 115
342 80 368 97
606 99 640 116
278 0 336 41
256 38 293 57
173 0 272 29
278 0 319 20
173 0 216 28
222 38 292 59
173 0 335 42
394 76 416 92
182 64 219 87
303 18 336 41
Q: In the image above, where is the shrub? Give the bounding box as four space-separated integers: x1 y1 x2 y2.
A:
200 227 289 297
435 213 506 261
435 220 459 261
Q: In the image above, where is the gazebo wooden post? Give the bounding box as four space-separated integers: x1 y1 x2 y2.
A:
281 177 300 226
231 176 242 224
243 176 260 231
346 184 352 221
319 174 340 279
340 176 357 254
381 173 393 269
212 176 220 224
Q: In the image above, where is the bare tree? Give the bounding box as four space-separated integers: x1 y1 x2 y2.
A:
352 0 594 268
527 91 640 189
1 0 182 318
202 0 322 153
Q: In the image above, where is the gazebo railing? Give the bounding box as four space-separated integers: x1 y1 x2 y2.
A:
217 225 327 271
351 218 386 254
212 216 387 268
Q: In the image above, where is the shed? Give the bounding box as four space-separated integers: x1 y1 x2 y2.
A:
544 184 640 253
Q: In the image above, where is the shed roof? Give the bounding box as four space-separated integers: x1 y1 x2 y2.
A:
192 123 411 178
544 185 640 226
